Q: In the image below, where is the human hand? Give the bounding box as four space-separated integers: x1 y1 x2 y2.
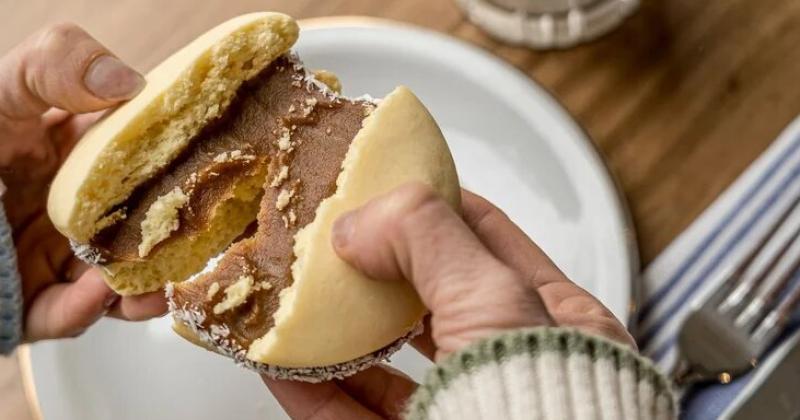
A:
0 23 167 341
264 184 634 418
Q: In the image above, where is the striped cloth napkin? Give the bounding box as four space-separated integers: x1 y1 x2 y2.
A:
636 115 800 419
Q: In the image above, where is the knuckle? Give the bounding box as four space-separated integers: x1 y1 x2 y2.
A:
24 23 77 71
394 182 443 215
390 183 448 231
473 202 503 229
464 193 509 229
29 22 87 66
38 22 83 47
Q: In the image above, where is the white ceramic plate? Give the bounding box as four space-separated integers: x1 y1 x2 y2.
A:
24 18 637 420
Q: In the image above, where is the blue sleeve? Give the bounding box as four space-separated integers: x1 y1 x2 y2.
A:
0 204 22 355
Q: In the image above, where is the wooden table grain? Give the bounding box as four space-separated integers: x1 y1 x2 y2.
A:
3 0 800 418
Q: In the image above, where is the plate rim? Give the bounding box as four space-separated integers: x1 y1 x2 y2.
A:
299 15 640 323
20 16 641 419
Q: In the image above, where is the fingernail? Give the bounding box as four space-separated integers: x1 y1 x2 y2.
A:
84 55 145 100
103 292 120 309
332 210 356 250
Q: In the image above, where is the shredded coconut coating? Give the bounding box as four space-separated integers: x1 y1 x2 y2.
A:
70 240 107 265
169 283 422 383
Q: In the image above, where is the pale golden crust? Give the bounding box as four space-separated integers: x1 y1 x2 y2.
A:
47 12 298 243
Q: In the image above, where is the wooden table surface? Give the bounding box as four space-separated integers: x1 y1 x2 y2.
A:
3 0 800 418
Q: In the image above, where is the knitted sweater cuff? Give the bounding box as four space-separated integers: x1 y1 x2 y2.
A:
0 204 22 355
406 327 677 420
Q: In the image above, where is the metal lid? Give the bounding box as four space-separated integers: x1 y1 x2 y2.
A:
456 0 639 49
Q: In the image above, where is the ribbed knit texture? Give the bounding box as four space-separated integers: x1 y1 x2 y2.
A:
0 204 22 355
406 327 676 420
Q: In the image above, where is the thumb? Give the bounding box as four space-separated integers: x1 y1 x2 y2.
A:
331 183 553 356
331 183 506 307
24 268 117 341
0 22 144 119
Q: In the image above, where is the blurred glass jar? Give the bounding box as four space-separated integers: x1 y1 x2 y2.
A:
456 0 638 49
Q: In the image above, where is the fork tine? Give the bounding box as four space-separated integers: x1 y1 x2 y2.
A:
734 225 800 330
719 194 800 314
751 271 800 349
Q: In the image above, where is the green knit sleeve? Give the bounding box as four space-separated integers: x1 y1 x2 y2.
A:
405 327 676 420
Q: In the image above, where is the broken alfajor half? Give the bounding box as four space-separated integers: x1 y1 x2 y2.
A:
46 12 460 381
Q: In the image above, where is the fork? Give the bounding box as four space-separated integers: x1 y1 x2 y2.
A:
672 193 800 385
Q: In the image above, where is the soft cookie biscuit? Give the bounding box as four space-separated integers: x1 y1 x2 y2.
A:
47 12 460 381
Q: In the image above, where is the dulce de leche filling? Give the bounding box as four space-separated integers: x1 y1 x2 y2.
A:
92 55 373 350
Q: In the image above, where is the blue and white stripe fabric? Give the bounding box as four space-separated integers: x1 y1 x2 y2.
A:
638 115 800 419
